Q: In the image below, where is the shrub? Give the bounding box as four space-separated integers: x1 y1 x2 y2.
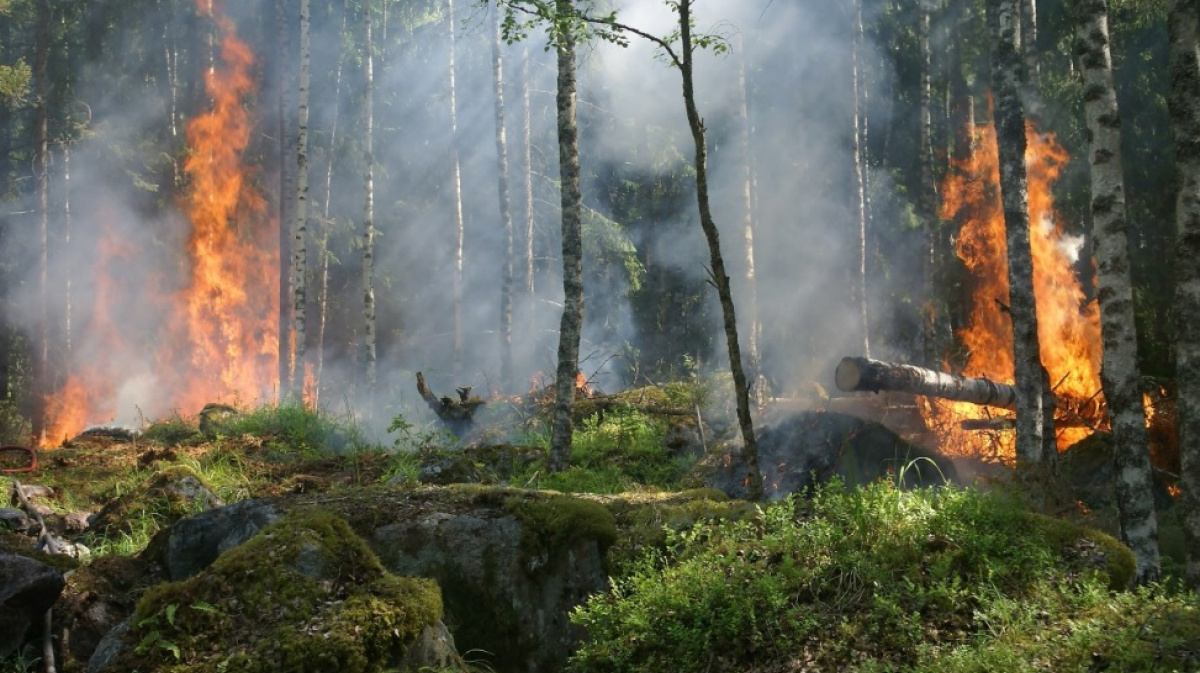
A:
570 480 1151 673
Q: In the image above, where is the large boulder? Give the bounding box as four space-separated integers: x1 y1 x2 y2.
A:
158 497 280 581
96 509 460 673
0 552 65 659
364 486 615 673
692 410 959 499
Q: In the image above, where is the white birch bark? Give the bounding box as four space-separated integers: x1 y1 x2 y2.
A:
361 1 377 392
492 8 515 392
1075 0 1160 585
291 0 310 399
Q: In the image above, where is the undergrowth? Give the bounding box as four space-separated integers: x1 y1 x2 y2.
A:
569 479 1185 673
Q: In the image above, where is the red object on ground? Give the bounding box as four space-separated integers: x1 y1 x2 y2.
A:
0 445 37 473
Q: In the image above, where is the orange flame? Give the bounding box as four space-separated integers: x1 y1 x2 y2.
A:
924 112 1106 461
41 1 277 445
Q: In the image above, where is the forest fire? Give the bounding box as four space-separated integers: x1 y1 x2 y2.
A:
921 117 1106 461
41 1 277 445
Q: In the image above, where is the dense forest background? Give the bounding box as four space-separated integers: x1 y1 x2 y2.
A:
0 0 1177 442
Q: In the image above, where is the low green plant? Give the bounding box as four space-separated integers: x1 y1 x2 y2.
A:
570 480 1149 673
208 401 370 456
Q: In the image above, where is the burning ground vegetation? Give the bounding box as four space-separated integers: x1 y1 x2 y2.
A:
0 389 1198 673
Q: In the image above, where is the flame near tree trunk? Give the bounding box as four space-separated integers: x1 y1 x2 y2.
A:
41 1 278 445
923 114 1107 461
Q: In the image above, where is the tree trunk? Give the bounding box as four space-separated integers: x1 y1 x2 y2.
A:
448 0 466 379
32 0 50 443
548 0 583 474
987 0 1054 468
1021 0 1041 116
836 356 1018 408
919 0 942 366
492 8 515 393
677 0 763 500
1168 0 1200 590
1075 0 1160 585
291 0 311 400
314 4 347 406
276 0 294 400
361 0 377 392
522 45 535 302
734 33 764 406
851 0 871 358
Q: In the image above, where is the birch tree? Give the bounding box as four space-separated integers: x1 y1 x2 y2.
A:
32 0 49 442
986 0 1054 469
851 0 870 358
449 0 466 379
492 7 516 392
1168 0 1200 590
1075 0 1160 584
361 0 377 392
734 33 764 407
291 0 311 399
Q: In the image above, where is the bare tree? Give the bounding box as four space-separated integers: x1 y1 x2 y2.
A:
851 0 870 358
734 33 764 406
449 0 466 379
492 8 516 392
1075 0 1160 584
986 0 1054 469
291 0 311 399
1168 0 1200 589
32 0 50 442
361 0 377 392
548 0 584 473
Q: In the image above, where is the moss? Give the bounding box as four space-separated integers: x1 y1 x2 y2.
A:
116 508 444 673
504 492 618 571
0 531 81 573
1030 512 1137 590
599 492 758 570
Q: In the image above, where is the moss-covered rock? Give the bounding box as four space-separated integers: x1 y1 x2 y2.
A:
104 509 454 673
88 466 224 539
1030 512 1137 590
414 444 546 486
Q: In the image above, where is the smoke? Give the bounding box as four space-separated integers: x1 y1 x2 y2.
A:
3 0 924 441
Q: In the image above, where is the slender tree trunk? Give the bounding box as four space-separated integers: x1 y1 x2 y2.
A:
919 0 941 366
1075 0 1161 585
276 0 293 400
548 0 584 473
61 144 71 359
1168 0 1200 590
315 4 347 406
448 0 466 379
734 33 764 407
676 0 763 500
291 0 311 400
32 0 50 443
361 1 377 392
522 45 536 337
492 9 515 392
987 0 1054 469
851 0 870 358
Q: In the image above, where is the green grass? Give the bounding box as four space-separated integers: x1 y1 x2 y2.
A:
569 479 1161 673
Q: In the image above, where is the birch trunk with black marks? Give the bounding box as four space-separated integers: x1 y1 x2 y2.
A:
522 45 536 335
276 0 294 400
919 0 940 366
1075 0 1160 585
1021 0 1041 116
987 0 1053 468
361 2 377 392
291 0 311 399
1168 0 1200 590
448 0 466 379
492 9 515 392
548 0 584 473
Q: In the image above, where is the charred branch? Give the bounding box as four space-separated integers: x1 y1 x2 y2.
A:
417 372 485 438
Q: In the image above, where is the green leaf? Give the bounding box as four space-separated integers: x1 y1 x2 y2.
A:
165 603 179 626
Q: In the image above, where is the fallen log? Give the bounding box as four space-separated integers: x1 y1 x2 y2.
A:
835 356 1017 409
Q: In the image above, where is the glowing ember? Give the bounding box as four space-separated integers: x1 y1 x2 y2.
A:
924 114 1106 461
41 1 278 445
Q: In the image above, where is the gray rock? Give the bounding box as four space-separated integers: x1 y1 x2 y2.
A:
0 507 32 534
85 618 130 673
164 498 279 580
0 552 65 660
371 501 609 673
